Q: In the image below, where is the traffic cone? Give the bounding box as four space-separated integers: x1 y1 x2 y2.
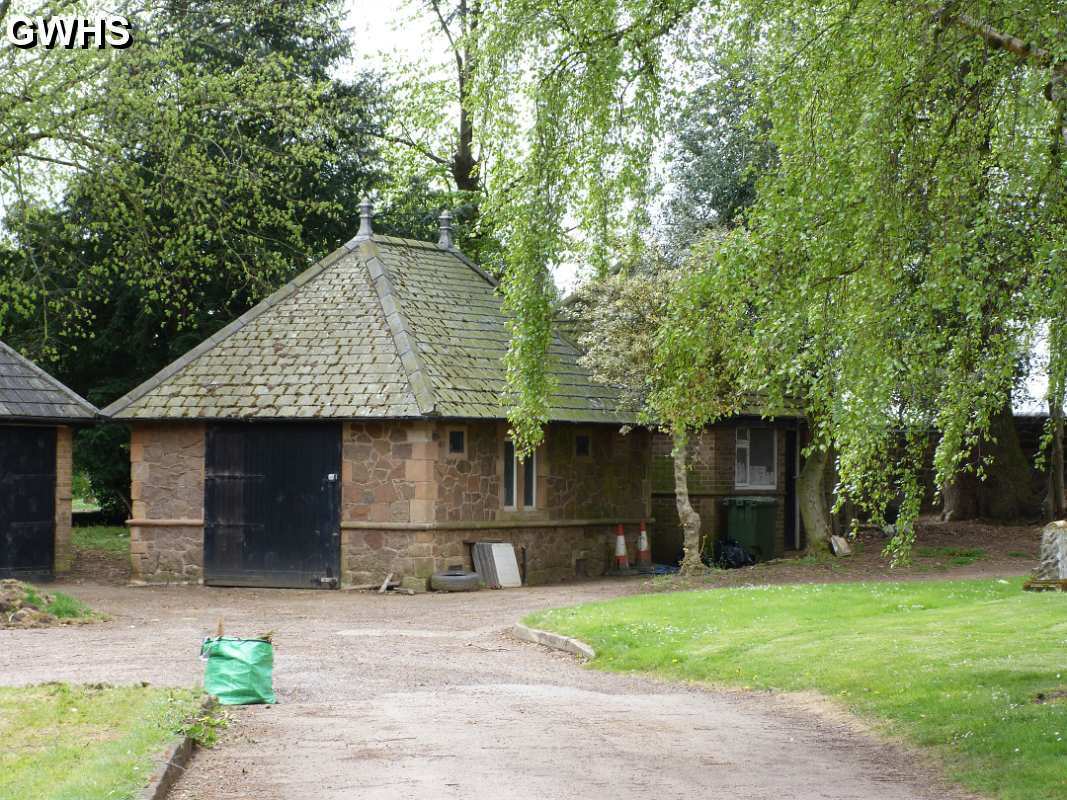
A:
635 521 653 573
613 524 630 571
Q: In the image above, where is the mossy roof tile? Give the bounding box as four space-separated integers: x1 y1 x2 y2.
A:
104 235 633 423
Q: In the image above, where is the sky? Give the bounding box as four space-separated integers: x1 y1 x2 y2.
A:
345 1 429 67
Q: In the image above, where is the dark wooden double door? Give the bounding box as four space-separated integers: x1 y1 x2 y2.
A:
204 423 341 589
0 426 56 580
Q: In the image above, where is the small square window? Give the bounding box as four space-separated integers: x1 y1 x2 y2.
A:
448 429 466 455
575 433 591 458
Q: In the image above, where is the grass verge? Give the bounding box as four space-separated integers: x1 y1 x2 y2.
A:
0 684 203 800
72 526 130 555
527 578 1067 800
20 584 94 619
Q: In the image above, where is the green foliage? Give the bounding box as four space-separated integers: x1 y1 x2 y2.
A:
648 231 748 432
0 684 202 800
1 1 368 345
663 53 776 255
73 425 132 520
563 250 677 417
374 1 506 270
529 578 1067 800
20 584 94 619
473 0 694 451
473 1 1067 557
180 705 228 748
44 592 94 620
0 1 399 511
72 526 131 556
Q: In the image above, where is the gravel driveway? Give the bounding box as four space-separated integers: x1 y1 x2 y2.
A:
1 580 971 800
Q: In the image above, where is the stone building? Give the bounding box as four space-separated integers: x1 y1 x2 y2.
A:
104 204 650 588
0 340 97 579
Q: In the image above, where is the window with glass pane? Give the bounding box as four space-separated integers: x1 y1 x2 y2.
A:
575 433 591 457
448 429 465 455
735 427 776 488
523 453 536 507
735 441 749 485
504 440 516 507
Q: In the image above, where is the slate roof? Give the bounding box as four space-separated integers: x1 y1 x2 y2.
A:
0 340 98 422
104 234 631 423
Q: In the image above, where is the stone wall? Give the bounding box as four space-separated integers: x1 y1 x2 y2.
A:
430 421 650 523
545 425 650 519
433 422 503 521
650 422 790 563
127 418 651 586
342 420 435 523
128 422 205 583
342 523 640 586
53 425 73 574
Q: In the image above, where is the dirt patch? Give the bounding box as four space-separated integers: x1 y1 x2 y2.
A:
669 515 1040 590
1034 688 1067 704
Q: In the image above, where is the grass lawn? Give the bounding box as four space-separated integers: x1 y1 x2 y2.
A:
0 684 202 800
528 578 1067 800
72 526 130 555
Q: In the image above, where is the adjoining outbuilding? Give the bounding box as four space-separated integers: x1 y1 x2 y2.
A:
0 340 98 579
104 203 650 588
649 418 806 565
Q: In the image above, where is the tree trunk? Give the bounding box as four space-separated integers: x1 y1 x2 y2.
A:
1051 396 1065 520
941 396 1041 520
797 446 832 554
672 431 704 574
978 398 1041 519
941 470 979 521
451 0 479 193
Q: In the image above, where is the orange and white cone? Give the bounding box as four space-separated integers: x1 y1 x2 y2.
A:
635 521 652 573
613 524 630 571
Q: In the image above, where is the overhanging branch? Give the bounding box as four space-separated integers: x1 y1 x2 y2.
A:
932 5 1067 79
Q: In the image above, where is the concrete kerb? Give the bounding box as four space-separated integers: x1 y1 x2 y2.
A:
136 696 216 800
510 622 596 661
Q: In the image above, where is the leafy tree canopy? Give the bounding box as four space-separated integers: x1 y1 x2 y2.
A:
0 0 391 514
0 1 370 346
472 1 1067 553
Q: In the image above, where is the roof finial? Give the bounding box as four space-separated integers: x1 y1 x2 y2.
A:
356 196 374 239
437 209 453 249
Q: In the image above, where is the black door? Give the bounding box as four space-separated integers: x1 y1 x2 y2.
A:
204 423 341 589
0 426 56 580
784 429 800 550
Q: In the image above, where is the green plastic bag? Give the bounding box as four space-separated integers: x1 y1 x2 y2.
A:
200 636 276 705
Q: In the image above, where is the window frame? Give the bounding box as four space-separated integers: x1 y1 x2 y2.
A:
735 426 777 490
503 438 537 509
446 427 467 458
503 439 517 509
574 431 592 459
522 450 536 508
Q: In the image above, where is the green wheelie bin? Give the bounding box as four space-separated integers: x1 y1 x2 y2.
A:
721 496 780 562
